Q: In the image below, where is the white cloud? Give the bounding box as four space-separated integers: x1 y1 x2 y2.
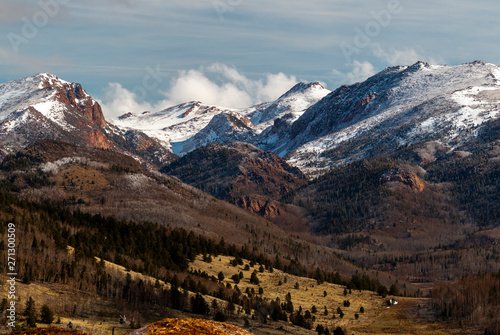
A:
372 45 443 66
99 63 298 119
97 83 154 117
331 60 377 85
330 46 446 87
166 67 254 108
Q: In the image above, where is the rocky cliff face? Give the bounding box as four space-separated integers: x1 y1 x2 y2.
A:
40 76 107 128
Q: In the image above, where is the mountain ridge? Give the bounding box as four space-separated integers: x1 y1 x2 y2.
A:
106 61 500 176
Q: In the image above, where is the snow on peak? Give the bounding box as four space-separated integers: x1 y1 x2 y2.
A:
284 61 500 173
0 73 103 134
282 82 326 96
247 82 331 129
112 101 237 145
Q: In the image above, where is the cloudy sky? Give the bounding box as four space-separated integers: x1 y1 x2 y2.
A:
1 0 499 118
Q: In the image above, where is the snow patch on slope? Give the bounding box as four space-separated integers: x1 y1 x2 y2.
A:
32 96 75 131
112 102 236 144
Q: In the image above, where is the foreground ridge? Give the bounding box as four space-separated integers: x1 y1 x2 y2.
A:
128 318 253 335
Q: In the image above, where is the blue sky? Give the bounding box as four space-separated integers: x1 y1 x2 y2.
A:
1 0 500 117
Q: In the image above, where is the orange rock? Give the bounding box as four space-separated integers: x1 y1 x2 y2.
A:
128 318 253 335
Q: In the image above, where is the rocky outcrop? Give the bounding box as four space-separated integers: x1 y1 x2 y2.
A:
237 196 282 218
0 73 175 167
51 81 107 128
381 168 425 192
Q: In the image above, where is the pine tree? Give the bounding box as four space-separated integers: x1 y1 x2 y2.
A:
41 305 54 324
24 297 37 328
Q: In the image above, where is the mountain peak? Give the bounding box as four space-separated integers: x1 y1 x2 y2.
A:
281 81 326 98
27 73 71 90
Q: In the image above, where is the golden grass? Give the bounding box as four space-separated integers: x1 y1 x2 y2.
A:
0 275 130 335
191 255 385 331
53 165 110 194
191 255 481 335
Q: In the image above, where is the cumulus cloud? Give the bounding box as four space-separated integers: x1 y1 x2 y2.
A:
97 83 154 117
331 60 377 85
99 63 298 119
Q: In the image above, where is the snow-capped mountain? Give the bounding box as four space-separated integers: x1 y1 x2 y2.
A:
283 61 500 172
112 82 330 155
113 101 237 146
179 111 256 154
111 62 500 175
0 73 108 149
2 61 499 174
246 82 330 130
0 73 175 166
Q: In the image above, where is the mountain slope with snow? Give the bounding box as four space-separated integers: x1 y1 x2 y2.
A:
282 61 500 174
111 82 331 155
112 101 238 145
109 62 500 175
2 62 499 174
246 82 330 130
0 73 175 166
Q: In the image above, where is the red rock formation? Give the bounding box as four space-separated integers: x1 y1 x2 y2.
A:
237 196 281 218
42 77 107 128
381 168 425 192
